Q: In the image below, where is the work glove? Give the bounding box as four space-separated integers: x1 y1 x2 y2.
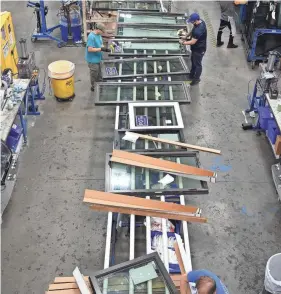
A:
101 47 111 52
177 29 187 37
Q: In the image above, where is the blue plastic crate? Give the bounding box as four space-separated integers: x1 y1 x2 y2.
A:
258 106 273 130
267 120 280 144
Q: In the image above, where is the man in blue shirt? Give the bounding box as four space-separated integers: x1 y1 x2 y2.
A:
85 23 110 91
179 13 207 86
180 270 229 294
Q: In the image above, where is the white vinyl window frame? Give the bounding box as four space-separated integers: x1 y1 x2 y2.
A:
128 101 184 130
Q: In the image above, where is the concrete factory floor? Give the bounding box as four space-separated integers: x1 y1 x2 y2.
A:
2 1 281 293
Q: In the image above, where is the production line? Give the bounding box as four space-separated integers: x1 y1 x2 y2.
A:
1 1 281 293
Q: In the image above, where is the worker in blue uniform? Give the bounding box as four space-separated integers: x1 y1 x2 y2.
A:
85 23 110 92
180 270 229 294
179 13 207 86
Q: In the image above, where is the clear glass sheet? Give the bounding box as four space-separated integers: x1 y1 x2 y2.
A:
123 43 181 51
97 261 169 294
117 27 178 38
110 155 202 190
119 14 185 24
134 106 178 126
119 132 181 150
93 1 159 10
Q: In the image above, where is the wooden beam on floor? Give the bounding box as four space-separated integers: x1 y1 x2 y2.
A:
125 131 221 154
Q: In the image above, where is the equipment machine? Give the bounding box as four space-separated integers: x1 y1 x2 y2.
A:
27 0 64 47
240 1 281 67
0 11 19 75
242 51 280 130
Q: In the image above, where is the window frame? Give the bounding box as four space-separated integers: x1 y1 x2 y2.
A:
89 252 178 294
128 101 184 130
101 56 189 80
105 151 209 196
94 81 191 105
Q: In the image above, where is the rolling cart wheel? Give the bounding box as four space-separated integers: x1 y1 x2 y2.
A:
31 37 37 43
251 61 256 69
56 98 63 102
256 131 262 136
242 123 253 130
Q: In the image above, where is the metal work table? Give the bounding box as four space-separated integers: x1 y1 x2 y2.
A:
266 94 281 131
0 79 29 142
1 79 29 215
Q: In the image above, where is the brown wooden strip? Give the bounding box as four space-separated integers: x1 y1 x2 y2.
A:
128 132 221 154
85 198 196 217
89 204 207 223
84 190 199 214
112 150 215 178
49 283 78 290
84 198 196 216
170 274 182 281
174 243 186 274
54 277 89 283
46 289 81 294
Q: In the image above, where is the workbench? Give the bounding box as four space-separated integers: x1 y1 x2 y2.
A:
0 79 29 142
1 79 30 215
265 93 281 159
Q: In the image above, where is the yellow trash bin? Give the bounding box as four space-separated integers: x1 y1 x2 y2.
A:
48 60 75 101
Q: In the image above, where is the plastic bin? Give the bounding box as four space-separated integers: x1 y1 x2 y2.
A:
258 106 273 130
267 120 280 144
264 253 281 293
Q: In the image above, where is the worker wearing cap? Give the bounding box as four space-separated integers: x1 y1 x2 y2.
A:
216 1 238 48
180 270 229 294
179 13 207 86
85 23 110 92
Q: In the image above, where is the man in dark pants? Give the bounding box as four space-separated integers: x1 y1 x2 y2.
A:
179 13 207 86
85 23 110 92
217 1 238 48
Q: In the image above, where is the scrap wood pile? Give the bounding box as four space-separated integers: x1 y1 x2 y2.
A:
83 189 207 223
46 276 92 294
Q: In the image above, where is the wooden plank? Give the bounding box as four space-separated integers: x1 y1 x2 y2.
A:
46 290 81 294
126 131 221 154
89 204 207 223
54 277 89 284
84 198 197 215
84 190 199 214
174 242 186 274
111 150 216 178
49 283 78 290
85 198 198 217
112 150 215 177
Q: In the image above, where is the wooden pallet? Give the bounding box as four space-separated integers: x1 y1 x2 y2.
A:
46 276 93 294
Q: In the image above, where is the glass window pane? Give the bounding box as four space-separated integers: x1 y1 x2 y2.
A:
118 27 178 38
110 155 202 190
133 105 178 127
99 85 118 101
96 261 169 294
119 132 181 150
